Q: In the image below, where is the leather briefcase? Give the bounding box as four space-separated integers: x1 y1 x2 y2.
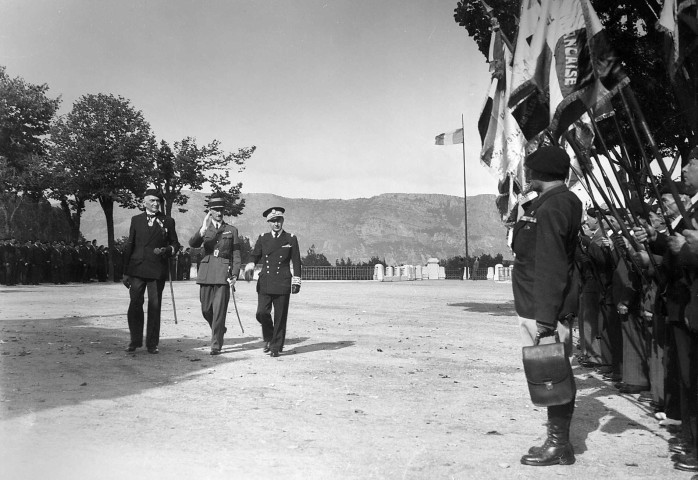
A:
522 332 576 407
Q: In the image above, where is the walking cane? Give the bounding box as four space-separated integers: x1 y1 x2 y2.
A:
168 260 178 324
231 284 244 333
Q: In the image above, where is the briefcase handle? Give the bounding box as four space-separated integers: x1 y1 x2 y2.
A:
533 330 560 346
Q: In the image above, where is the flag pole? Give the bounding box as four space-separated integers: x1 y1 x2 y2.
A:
461 114 469 270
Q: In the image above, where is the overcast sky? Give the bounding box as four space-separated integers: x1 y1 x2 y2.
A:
1 0 497 200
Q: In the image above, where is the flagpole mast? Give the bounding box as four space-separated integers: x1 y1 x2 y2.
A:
461 114 469 267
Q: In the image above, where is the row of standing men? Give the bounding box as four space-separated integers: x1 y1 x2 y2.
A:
575 147 698 475
0 238 198 286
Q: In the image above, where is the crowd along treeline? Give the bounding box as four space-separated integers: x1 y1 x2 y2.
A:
0 65 256 281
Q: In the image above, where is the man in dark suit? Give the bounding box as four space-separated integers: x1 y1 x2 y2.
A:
189 193 241 355
244 207 301 358
122 189 180 354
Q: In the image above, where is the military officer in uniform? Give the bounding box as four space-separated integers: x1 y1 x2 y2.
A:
512 146 582 467
189 193 242 355
244 207 302 357
122 188 180 354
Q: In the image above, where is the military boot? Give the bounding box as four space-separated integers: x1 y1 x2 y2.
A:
522 402 575 466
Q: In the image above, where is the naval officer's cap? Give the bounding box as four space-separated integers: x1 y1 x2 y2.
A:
263 207 285 221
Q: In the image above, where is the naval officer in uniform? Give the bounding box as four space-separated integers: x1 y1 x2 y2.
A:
189 193 242 355
244 207 301 357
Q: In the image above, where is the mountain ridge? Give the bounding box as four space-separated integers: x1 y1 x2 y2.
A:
80 192 512 265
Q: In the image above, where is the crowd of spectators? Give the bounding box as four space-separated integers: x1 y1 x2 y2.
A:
0 238 197 286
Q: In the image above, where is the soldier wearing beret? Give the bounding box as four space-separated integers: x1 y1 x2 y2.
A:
122 188 180 354
512 146 582 466
188 193 242 355
244 207 302 357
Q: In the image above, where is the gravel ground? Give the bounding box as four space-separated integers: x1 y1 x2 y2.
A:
0 279 687 479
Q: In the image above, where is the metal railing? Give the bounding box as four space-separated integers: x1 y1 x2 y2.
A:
298 266 503 281
302 265 374 280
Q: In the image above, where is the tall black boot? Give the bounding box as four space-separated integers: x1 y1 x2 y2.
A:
522 401 576 466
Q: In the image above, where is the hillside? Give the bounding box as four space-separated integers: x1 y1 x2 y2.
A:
80 192 512 265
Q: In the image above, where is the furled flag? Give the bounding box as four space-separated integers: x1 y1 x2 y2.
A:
658 0 698 80
477 28 528 221
434 128 464 145
478 30 527 179
657 0 698 134
508 0 629 141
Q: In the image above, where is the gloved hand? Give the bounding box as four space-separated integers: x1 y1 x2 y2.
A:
243 262 255 282
227 276 237 288
200 211 213 234
291 276 301 294
122 275 131 289
153 247 169 256
535 322 556 339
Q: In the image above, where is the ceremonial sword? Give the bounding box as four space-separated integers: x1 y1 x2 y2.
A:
231 284 244 333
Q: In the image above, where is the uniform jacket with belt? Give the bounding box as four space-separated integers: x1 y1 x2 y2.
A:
511 184 582 327
249 230 301 295
189 222 241 285
123 212 180 280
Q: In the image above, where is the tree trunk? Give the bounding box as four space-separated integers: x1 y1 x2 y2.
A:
59 196 84 242
99 195 116 281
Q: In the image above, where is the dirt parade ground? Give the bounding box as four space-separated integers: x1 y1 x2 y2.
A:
0 279 689 479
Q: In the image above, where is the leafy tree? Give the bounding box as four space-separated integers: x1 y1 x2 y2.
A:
0 66 61 237
151 137 255 218
50 93 156 280
302 244 331 266
454 1 694 164
365 256 387 267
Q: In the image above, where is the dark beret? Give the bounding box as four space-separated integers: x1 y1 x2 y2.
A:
627 196 651 216
144 188 163 200
659 180 688 196
524 146 571 178
689 146 698 161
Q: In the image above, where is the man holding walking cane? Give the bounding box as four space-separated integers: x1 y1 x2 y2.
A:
122 188 180 354
189 193 242 355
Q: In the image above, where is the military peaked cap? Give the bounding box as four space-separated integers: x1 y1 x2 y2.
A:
263 207 285 220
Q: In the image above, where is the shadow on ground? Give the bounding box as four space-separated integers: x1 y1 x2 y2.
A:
568 364 666 456
285 340 355 355
0 318 328 419
448 300 516 317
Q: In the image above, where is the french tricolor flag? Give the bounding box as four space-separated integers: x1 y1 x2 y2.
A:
434 128 464 145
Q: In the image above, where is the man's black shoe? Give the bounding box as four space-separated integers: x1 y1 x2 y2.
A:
210 349 221 356
147 347 159 354
520 442 575 466
263 342 271 353
270 350 280 357
125 346 137 352
675 456 698 472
